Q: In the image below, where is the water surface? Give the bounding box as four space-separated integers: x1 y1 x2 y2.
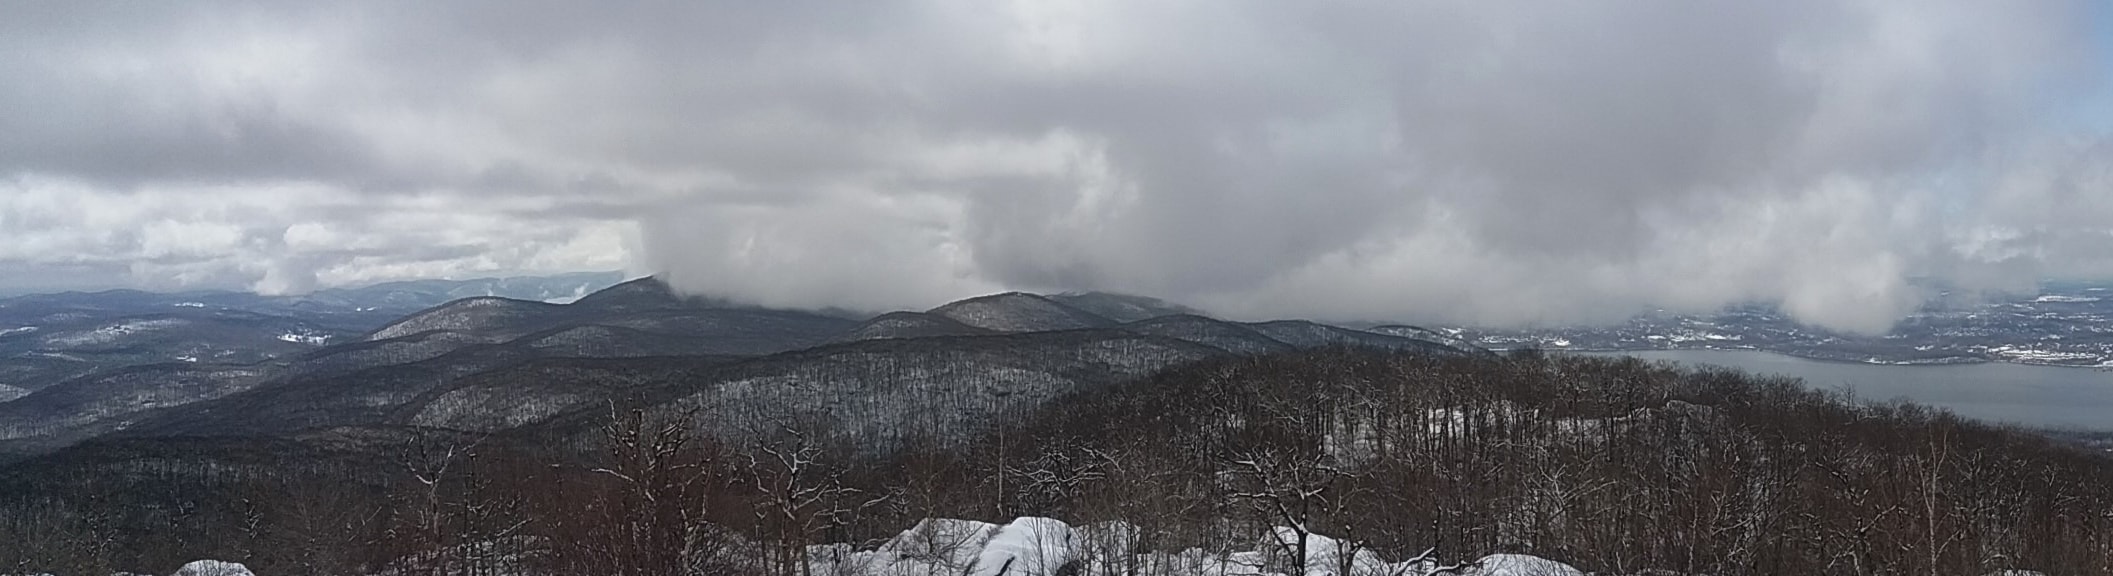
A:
1581 349 2113 430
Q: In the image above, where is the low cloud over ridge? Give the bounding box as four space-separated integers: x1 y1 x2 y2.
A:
3 1 2111 333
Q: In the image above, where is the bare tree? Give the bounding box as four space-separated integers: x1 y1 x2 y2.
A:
587 405 725 576
744 421 888 576
1226 447 1348 576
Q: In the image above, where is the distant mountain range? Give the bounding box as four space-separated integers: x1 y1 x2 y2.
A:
5 274 2110 575
0 274 1479 462
10 271 2109 466
0 272 624 402
1433 285 2113 367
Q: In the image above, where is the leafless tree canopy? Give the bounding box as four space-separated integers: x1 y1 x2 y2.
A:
4 348 2110 575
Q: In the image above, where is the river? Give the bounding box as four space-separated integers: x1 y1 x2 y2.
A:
1578 349 2113 430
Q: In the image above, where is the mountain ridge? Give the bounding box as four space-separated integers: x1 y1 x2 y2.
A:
0 275 1481 463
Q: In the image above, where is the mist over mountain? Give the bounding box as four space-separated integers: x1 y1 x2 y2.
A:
5 2 2112 334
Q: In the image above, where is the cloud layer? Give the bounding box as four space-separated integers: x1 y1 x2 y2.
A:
2 1 2109 332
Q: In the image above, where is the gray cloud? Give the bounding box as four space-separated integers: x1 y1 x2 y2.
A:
0 1 2107 332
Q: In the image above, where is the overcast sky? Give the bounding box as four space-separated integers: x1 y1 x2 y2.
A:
4 1 2111 332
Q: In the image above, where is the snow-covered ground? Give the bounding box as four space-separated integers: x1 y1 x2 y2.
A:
1985 344 2103 363
276 330 331 345
42 518 2059 576
805 517 1582 576
296 516 1591 576
4 560 255 576
173 560 252 576
42 319 187 347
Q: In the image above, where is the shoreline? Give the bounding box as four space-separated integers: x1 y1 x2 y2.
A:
1537 346 2113 371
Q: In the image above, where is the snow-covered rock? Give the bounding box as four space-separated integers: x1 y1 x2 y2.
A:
1267 527 1398 576
969 517 1079 576
880 518 1001 569
804 517 1585 576
173 560 253 576
1460 554 1583 576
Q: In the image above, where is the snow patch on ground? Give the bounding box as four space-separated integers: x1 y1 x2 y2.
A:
2033 294 2100 303
880 518 1001 568
0 326 36 337
1646 329 1740 343
1269 527 1413 576
43 318 186 347
173 560 253 576
278 330 332 345
800 518 1584 576
0 384 26 403
1986 345 2100 363
969 517 1078 576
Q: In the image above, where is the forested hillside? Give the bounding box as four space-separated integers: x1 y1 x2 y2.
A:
4 348 2107 575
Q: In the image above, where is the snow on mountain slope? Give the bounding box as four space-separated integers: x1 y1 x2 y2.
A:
367 297 563 341
0 363 270 455
1365 325 1485 354
365 280 854 352
521 324 714 357
566 276 719 314
928 292 1115 332
120 343 550 439
841 311 995 341
286 330 497 381
1246 320 1471 355
42 318 188 348
651 331 1220 448
294 271 624 314
1046 292 1202 323
0 384 24 404
1121 314 1295 355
